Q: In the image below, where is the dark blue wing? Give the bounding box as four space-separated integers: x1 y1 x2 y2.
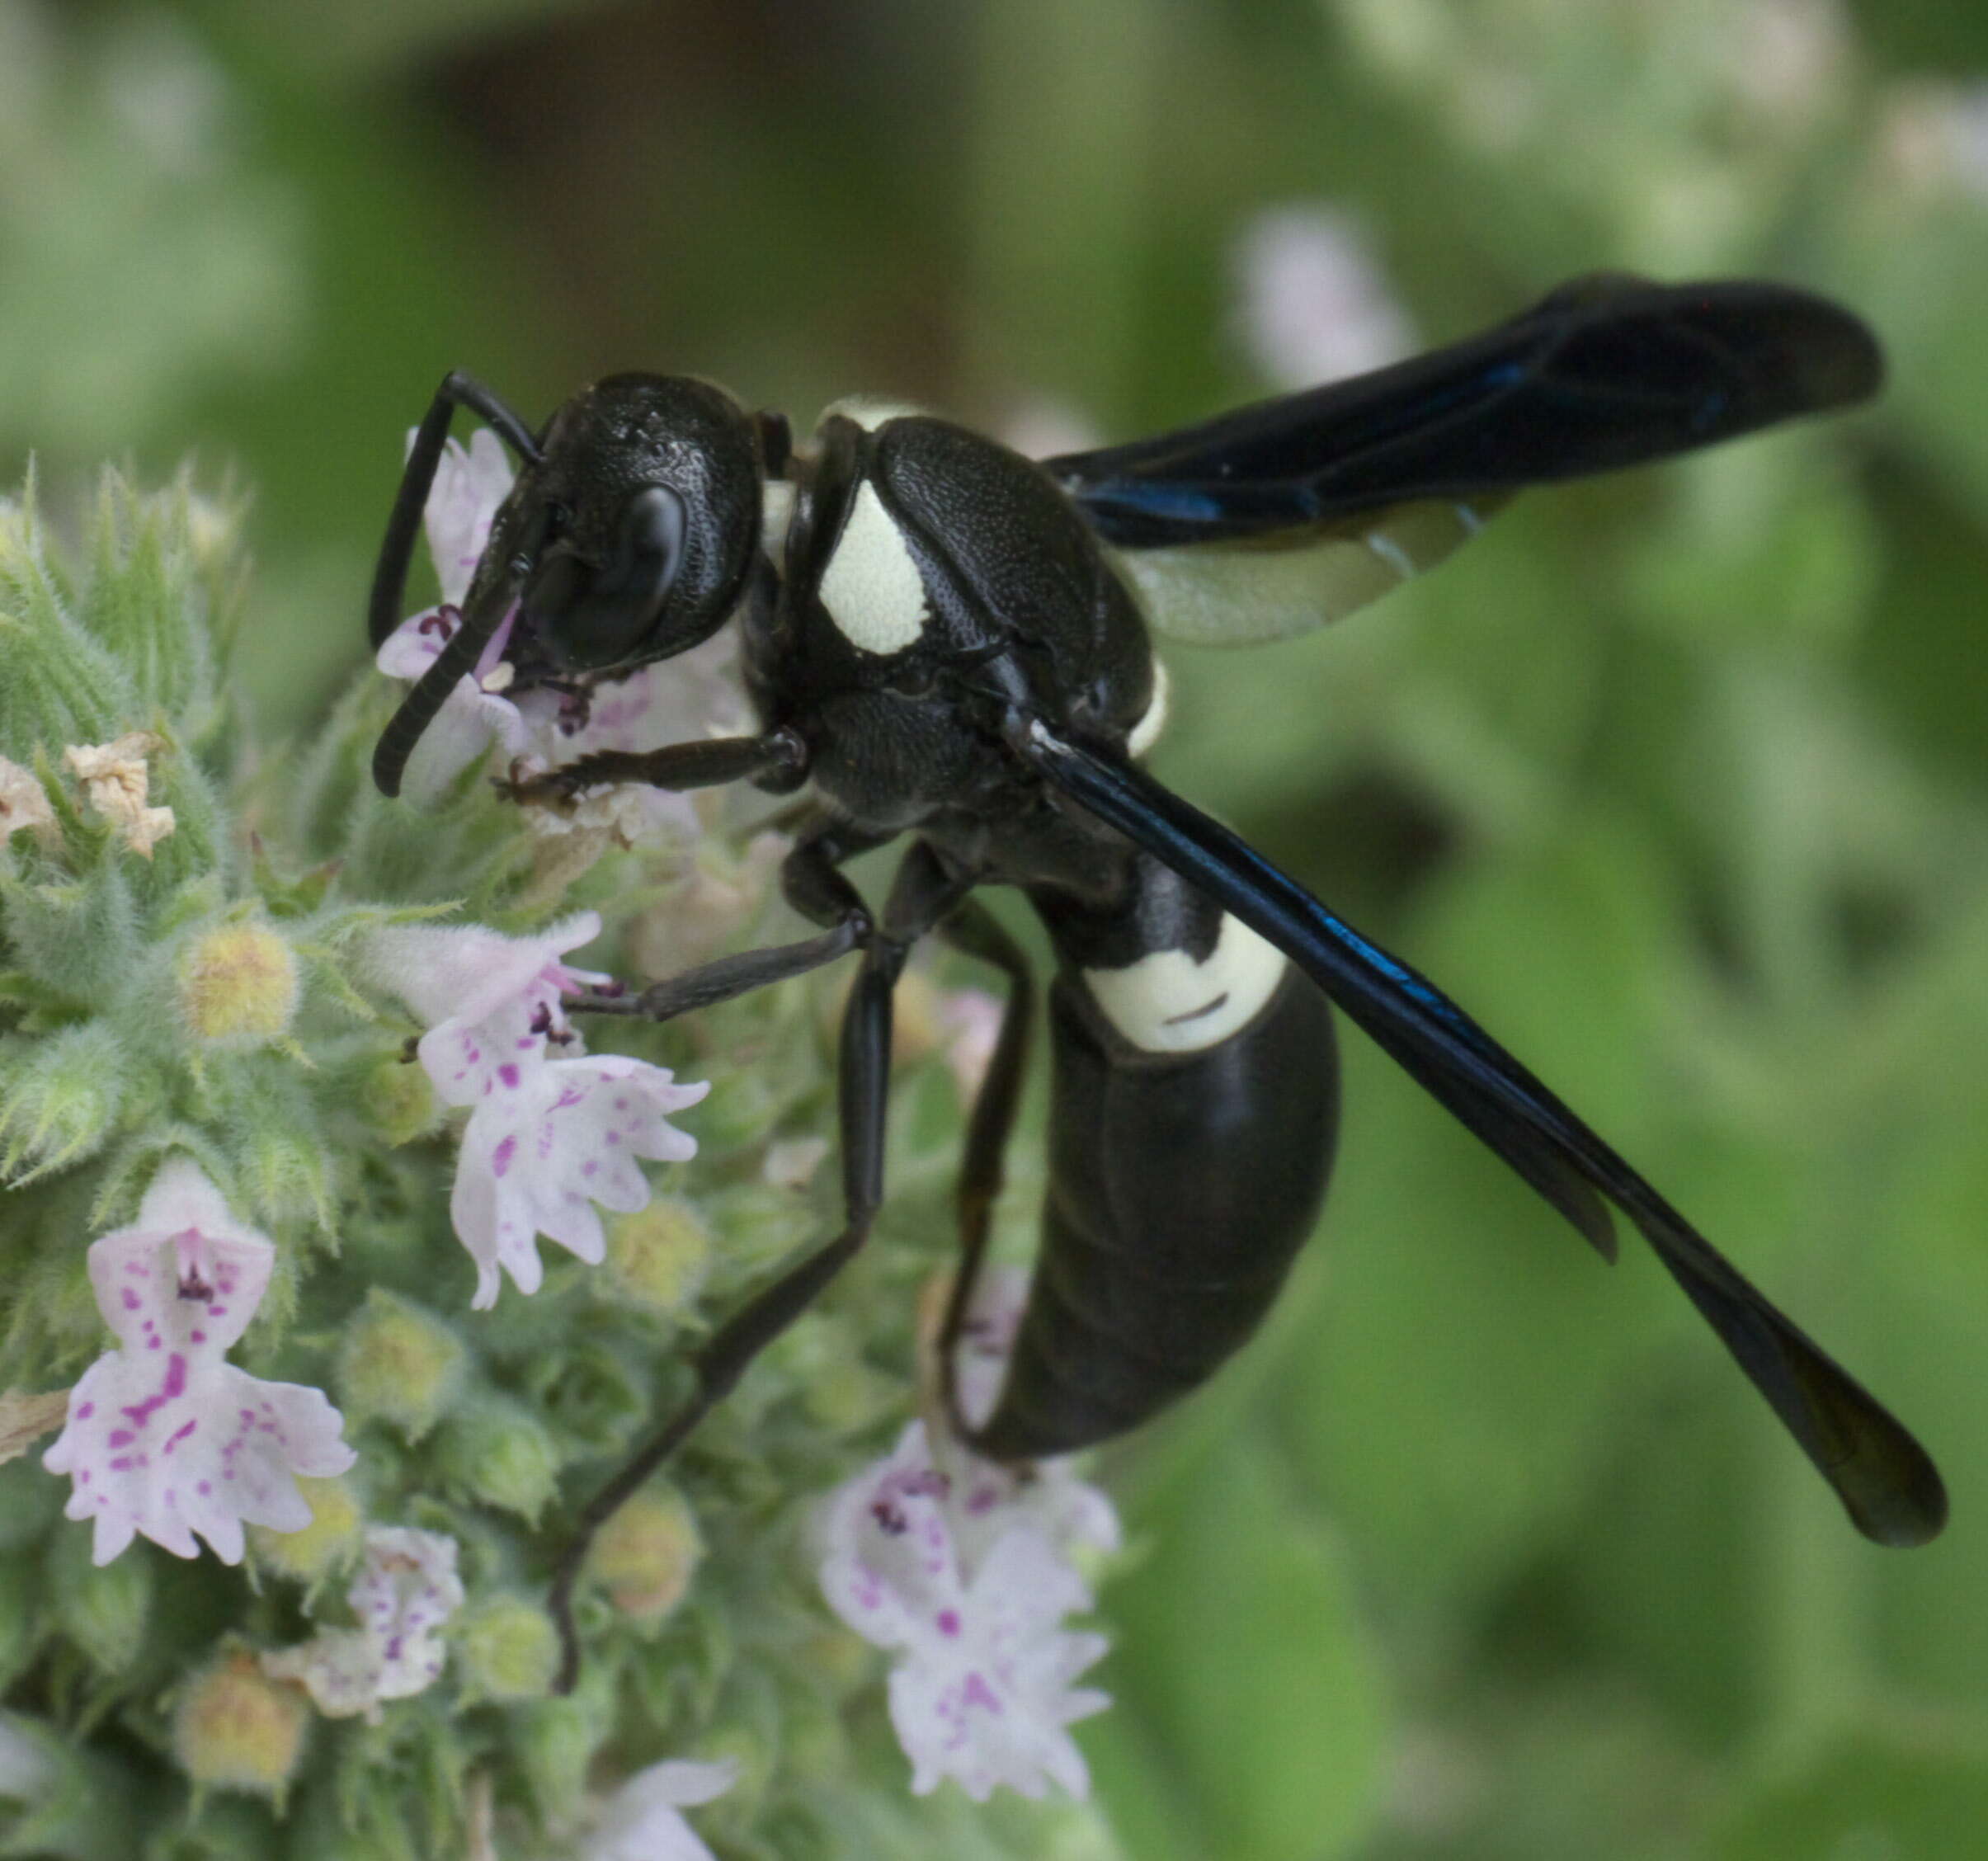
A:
1017 719 1946 1550
1048 276 1881 549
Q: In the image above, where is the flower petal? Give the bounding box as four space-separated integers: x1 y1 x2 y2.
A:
449 1059 708 1307
370 912 603 1052
583 1756 737 1861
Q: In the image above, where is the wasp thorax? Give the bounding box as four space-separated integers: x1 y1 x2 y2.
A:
515 374 763 676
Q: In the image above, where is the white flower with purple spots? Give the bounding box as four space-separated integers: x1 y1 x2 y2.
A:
817 1418 1118 1802
369 912 610 1110
365 914 709 1308
41 1159 356 1566
261 1525 464 1721
578 1756 737 1861
451 1056 705 1307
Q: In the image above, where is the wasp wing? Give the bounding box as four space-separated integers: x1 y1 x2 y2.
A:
1017 720 1946 1548
1045 276 1882 644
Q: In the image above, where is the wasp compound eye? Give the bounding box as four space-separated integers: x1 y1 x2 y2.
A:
524 484 686 671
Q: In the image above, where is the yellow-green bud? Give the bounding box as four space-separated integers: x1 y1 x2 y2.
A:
335 1289 465 1443
434 1397 559 1521
802 1625 874 1698
454 1594 560 1703
587 1486 702 1627
248 1477 361 1585
605 1198 712 1316
177 924 299 1045
49 1542 151 1674
172 1654 308 1797
356 1053 439 1147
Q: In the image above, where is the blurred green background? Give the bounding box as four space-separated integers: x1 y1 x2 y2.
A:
7 1 1988 1854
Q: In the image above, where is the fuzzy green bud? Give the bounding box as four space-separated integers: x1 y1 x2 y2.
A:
0 1020 129 1176
516 1675 617 1826
605 1196 712 1315
0 861 139 1001
434 1395 560 1522
0 1557 41 1688
48 1538 152 1674
335 1289 465 1443
801 1624 874 1698
172 1653 308 1798
234 1102 333 1228
177 922 298 1044
247 1476 361 1585
690 1065 791 1153
454 1594 560 1703
588 1486 702 1628
356 1053 439 1147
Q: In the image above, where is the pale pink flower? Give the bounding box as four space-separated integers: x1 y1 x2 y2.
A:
369 912 610 1110
365 916 709 1307
817 1418 1117 1802
42 1159 356 1565
530 630 756 849
579 1757 737 1861
422 429 512 608
935 987 1004 1108
262 1525 464 1722
373 429 551 804
1232 204 1414 389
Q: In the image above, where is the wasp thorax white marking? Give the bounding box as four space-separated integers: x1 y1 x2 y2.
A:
818 395 927 434
1083 912 1286 1053
1125 657 1171 758
761 479 795 563
819 482 930 656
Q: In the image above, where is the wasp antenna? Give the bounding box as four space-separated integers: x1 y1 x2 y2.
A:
368 370 541 650
370 578 514 798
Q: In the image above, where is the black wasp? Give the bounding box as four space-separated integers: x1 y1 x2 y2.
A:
368 275 1948 1686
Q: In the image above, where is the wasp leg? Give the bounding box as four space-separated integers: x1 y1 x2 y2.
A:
564 813 888 1024
547 841 973 1691
926 898 1036 1442
499 727 808 811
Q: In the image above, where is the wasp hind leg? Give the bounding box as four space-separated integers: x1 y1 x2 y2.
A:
925 898 1037 1444
545 838 972 1690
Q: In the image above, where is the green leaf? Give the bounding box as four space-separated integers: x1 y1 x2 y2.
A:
1710 1720 1988 1861
1099 1433 1385 1861
1274 823 1684 1614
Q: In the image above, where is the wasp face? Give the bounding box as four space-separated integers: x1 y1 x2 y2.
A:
497 374 764 681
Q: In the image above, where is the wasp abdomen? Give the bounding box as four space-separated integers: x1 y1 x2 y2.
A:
973 966 1339 1460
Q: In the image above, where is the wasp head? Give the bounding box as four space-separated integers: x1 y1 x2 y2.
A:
490 374 764 683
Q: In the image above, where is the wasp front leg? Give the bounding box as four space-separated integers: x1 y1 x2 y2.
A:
497 725 807 812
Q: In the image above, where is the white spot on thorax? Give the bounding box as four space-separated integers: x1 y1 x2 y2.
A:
761 479 794 563
1083 912 1286 1053
1125 657 1170 759
818 480 930 656
817 395 926 433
